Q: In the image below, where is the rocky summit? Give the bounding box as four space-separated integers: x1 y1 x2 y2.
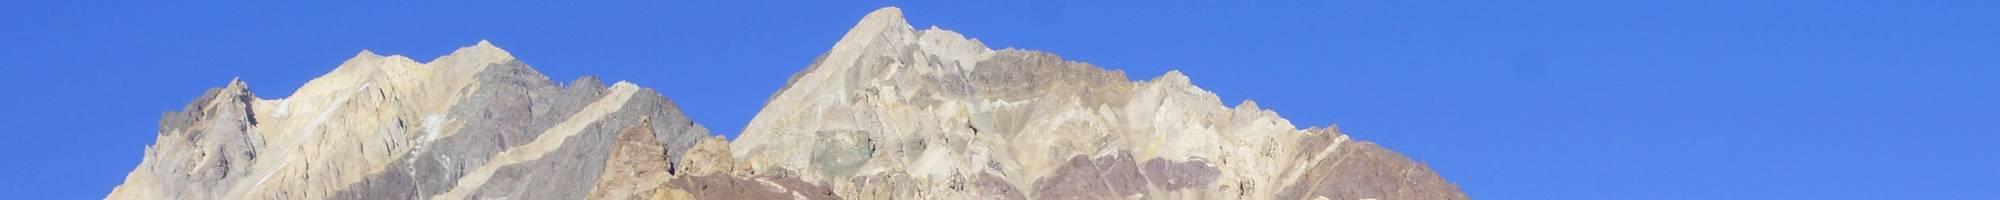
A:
109 7 1464 200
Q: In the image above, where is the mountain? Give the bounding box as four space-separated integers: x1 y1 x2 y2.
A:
109 7 1463 200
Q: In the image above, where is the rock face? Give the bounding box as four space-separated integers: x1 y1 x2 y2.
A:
108 41 712 200
727 7 1465 200
110 6 1463 200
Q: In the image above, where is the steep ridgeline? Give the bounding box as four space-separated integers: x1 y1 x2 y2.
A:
110 6 1462 200
107 41 714 199
724 7 1463 200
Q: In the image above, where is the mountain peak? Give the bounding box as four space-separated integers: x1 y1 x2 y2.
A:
832 7 911 45
353 49 381 58
860 6 904 25
111 7 1462 200
437 40 515 64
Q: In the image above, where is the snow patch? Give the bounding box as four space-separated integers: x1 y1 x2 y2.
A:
271 99 290 117
422 114 445 141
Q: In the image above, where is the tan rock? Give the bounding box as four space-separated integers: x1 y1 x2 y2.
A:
110 41 713 200
731 6 1464 199
676 136 737 177
589 118 674 200
110 6 1462 200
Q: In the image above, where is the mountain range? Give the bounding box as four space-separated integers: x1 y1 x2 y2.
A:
109 7 1464 200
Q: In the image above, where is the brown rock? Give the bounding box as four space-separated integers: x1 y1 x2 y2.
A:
588 118 674 200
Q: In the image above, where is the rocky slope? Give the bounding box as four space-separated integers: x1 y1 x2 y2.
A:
110 7 1462 200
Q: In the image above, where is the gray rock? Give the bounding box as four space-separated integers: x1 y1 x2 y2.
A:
109 6 1464 200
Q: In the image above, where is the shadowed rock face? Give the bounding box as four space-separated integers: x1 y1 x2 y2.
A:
1276 130 1466 200
1032 152 1151 200
664 173 841 200
110 6 1461 200
118 80 262 200
329 62 612 199
1145 156 1223 191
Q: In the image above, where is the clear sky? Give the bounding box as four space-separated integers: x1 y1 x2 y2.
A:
3 0 1995 199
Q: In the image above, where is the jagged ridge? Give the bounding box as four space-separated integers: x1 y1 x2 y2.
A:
109 6 1462 200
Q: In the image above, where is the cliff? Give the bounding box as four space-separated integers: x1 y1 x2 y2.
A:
109 7 1462 200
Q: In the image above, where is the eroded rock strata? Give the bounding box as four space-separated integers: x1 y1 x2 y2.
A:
110 7 1463 200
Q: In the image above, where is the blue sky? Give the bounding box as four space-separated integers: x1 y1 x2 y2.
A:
3 0 1994 199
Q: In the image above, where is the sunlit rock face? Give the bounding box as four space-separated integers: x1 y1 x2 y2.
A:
110 6 1461 200
728 7 1462 200
108 41 712 200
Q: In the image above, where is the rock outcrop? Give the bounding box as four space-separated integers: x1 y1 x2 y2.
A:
108 41 711 200
727 7 1463 200
110 6 1463 200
